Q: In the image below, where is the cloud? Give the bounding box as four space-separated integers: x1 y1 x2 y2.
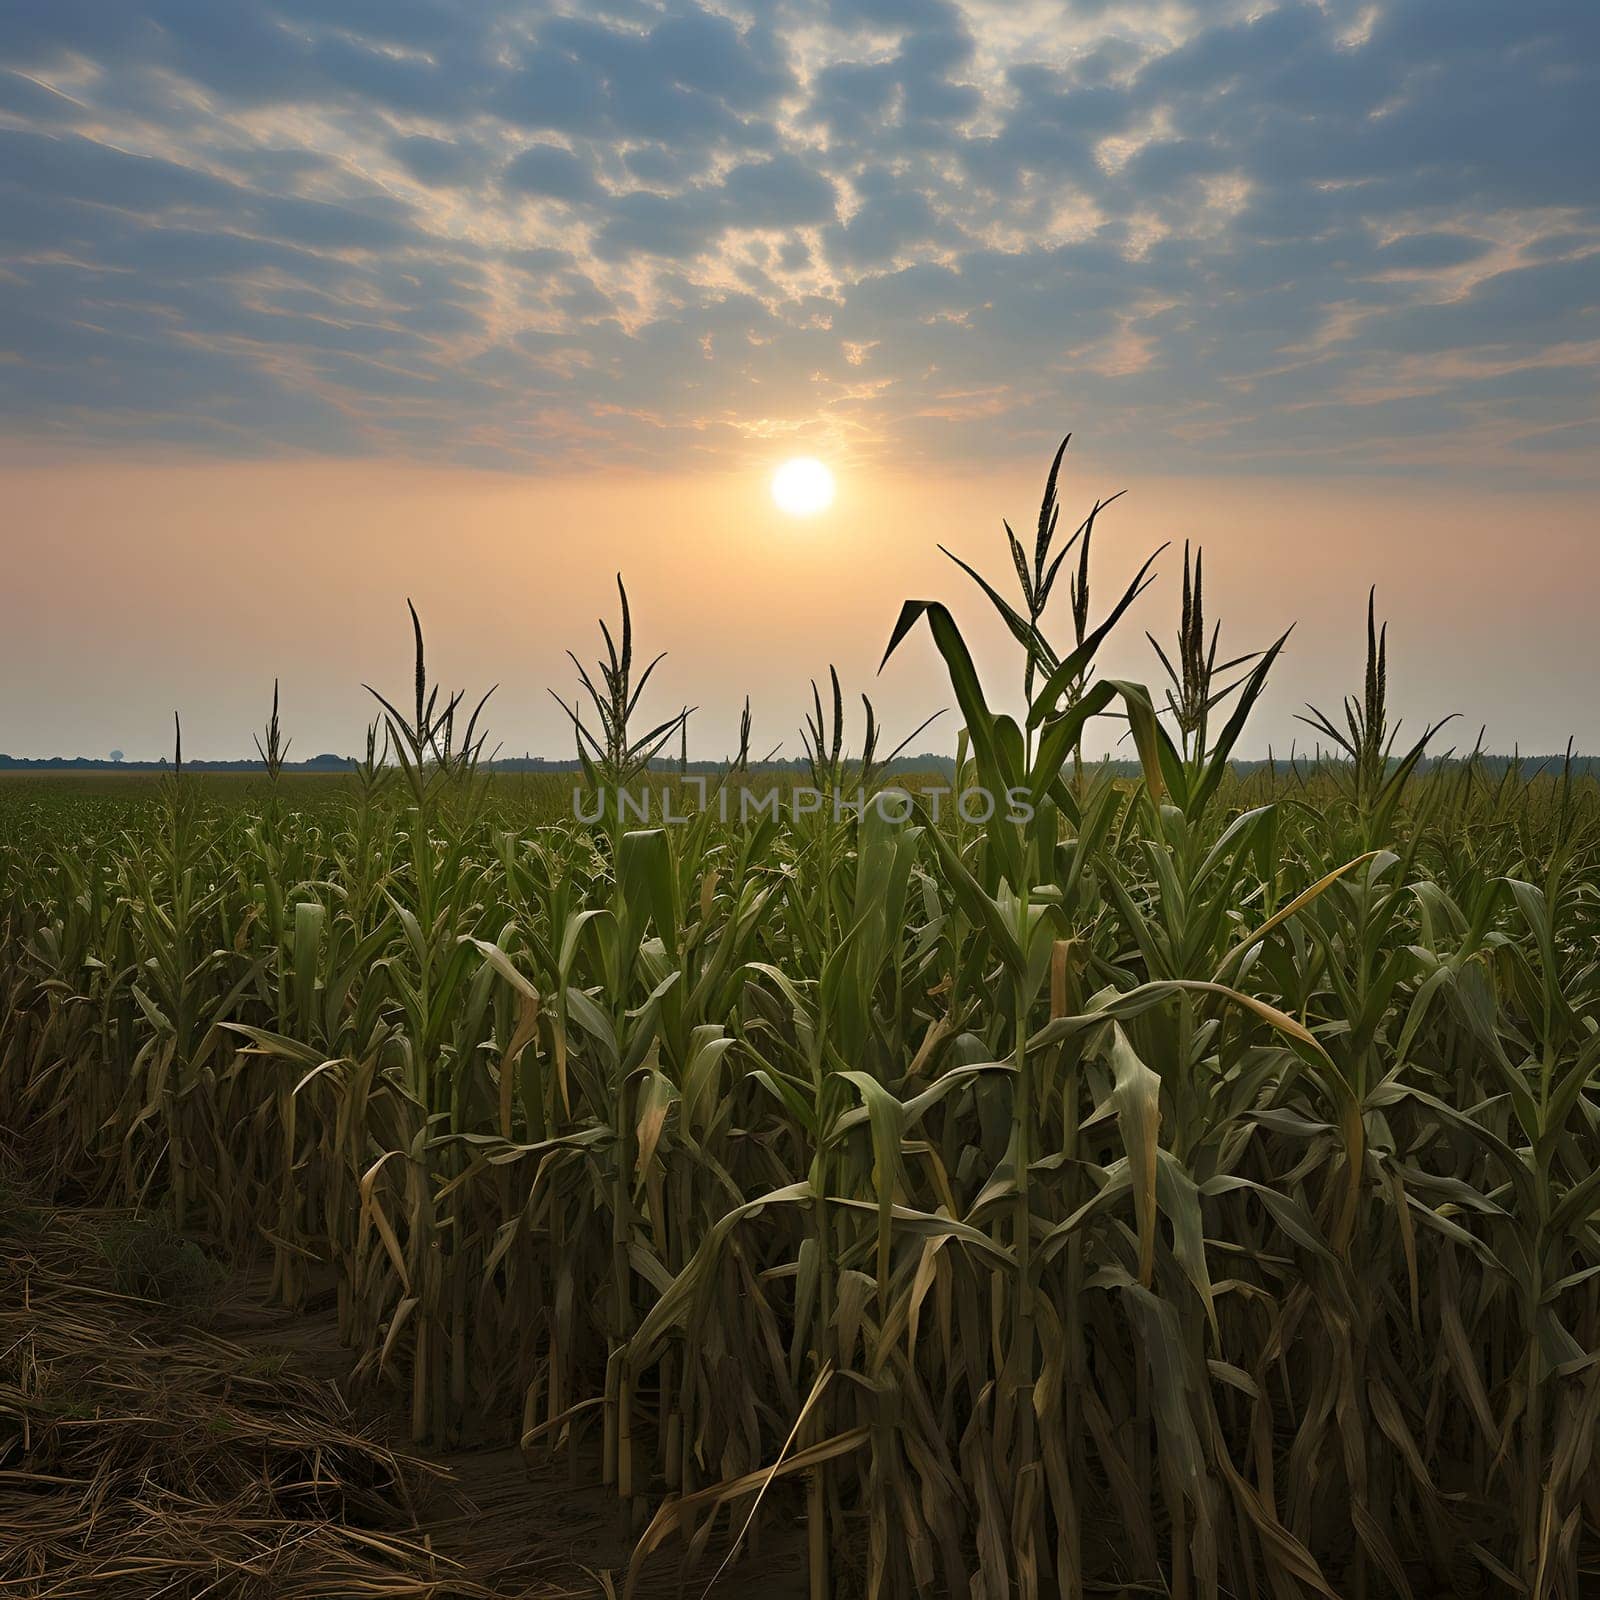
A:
0 68 85 122
829 167 946 266
391 134 484 188
0 0 1594 477
594 153 836 260
1374 233 1495 271
504 142 600 203
494 7 789 151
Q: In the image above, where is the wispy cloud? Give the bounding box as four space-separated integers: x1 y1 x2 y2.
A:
1 0 1595 475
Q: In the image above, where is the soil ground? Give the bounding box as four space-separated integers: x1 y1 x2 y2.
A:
0 1191 806 1599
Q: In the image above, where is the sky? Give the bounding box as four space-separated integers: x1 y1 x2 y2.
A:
0 0 1596 760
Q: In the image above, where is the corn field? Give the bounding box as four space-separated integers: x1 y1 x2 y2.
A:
3 450 1599 1600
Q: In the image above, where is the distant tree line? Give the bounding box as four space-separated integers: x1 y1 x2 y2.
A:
1 750 1594 778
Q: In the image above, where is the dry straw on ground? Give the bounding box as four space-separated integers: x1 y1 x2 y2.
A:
0 1193 551 1599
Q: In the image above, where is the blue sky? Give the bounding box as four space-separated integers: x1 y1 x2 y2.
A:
2 0 1596 479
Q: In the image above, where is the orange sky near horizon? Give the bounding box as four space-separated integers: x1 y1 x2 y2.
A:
2 455 1592 764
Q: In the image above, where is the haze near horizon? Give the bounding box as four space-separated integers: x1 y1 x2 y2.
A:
1 0 1596 758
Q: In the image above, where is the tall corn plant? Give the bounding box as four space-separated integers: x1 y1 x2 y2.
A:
1299 588 1454 845
872 446 1181 1591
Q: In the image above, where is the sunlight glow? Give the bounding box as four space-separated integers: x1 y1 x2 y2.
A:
771 457 835 517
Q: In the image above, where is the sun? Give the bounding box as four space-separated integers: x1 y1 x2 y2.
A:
771 457 835 517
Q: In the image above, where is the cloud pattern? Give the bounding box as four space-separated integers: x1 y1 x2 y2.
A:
0 0 1596 475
